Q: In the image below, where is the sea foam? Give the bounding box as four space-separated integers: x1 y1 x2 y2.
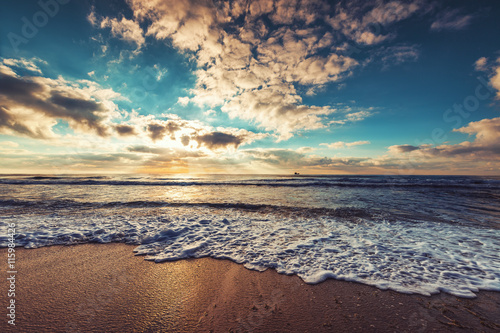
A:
1 207 499 298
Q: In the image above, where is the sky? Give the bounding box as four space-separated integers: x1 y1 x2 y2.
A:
0 0 500 175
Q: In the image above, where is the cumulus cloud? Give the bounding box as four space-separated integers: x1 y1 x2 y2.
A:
119 110 267 151
388 118 500 159
321 140 370 149
82 0 431 140
0 64 122 139
490 60 500 99
430 9 474 31
121 0 401 140
177 96 190 106
147 121 181 141
194 132 243 149
89 8 145 52
102 16 145 49
388 144 422 154
114 124 137 136
474 55 500 99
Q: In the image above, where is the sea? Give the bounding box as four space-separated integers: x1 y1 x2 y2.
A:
1 174 499 297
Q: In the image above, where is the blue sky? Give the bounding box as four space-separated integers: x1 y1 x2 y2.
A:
1 0 500 174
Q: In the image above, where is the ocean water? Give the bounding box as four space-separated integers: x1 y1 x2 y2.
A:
1 174 499 297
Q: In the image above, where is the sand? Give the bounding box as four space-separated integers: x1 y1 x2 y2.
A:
1 243 499 332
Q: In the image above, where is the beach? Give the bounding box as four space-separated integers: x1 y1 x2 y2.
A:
1 243 499 332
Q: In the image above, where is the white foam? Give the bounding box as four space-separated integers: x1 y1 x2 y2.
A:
1 209 499 298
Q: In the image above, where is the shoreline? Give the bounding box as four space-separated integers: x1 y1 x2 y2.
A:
1 243 499 332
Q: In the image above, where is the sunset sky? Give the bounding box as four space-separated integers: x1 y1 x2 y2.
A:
1 0 500 175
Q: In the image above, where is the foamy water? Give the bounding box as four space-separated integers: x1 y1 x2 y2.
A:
1 174 499 297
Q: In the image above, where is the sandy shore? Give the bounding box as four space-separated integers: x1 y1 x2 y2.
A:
1 244 499 332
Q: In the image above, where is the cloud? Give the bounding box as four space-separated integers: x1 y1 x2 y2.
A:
0 141 19 148
193 131 243 149
127 145 206 158
388 117 500 159
121 111 267 151
451 117 500 155
388 144 422 154
474 57 488 72
327 0 421 45
430 9 473 31
0 62 122 139
242 147 372 171
89 8 145 52
177 96 190 106
114 124 137 136
2 58 46 74
378 44 420 67
321 141 370 149
123 0 376 140
474 55 500 99
328 107 375 125
490 60 500 99
147 121 181 141
101 16 145 50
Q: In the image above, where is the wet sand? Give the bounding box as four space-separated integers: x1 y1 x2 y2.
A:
1 243 499 332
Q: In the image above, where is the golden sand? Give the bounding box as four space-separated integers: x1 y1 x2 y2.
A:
1 244 499 332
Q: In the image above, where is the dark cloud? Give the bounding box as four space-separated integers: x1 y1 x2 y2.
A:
194 132 243 149
115 124 136 136
391 144 421 153
0 72 112 138
127 145 172 154
47 93 108 136
180 135 190 146
0 72 43 96
147 121 181 141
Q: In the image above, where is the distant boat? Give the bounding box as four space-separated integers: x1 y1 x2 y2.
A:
294 172 300 175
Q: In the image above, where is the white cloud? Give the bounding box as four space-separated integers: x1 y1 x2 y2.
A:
177 96 190 106
388 117 500 159
321 141 370 149
2 58 45 74
0 141 19 148
490 60 500 99
124 0 365 140
100 16 145 50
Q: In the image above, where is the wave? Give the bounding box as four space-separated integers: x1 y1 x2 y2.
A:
1 176 499 189
0 198 376 219
1 208 499 298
